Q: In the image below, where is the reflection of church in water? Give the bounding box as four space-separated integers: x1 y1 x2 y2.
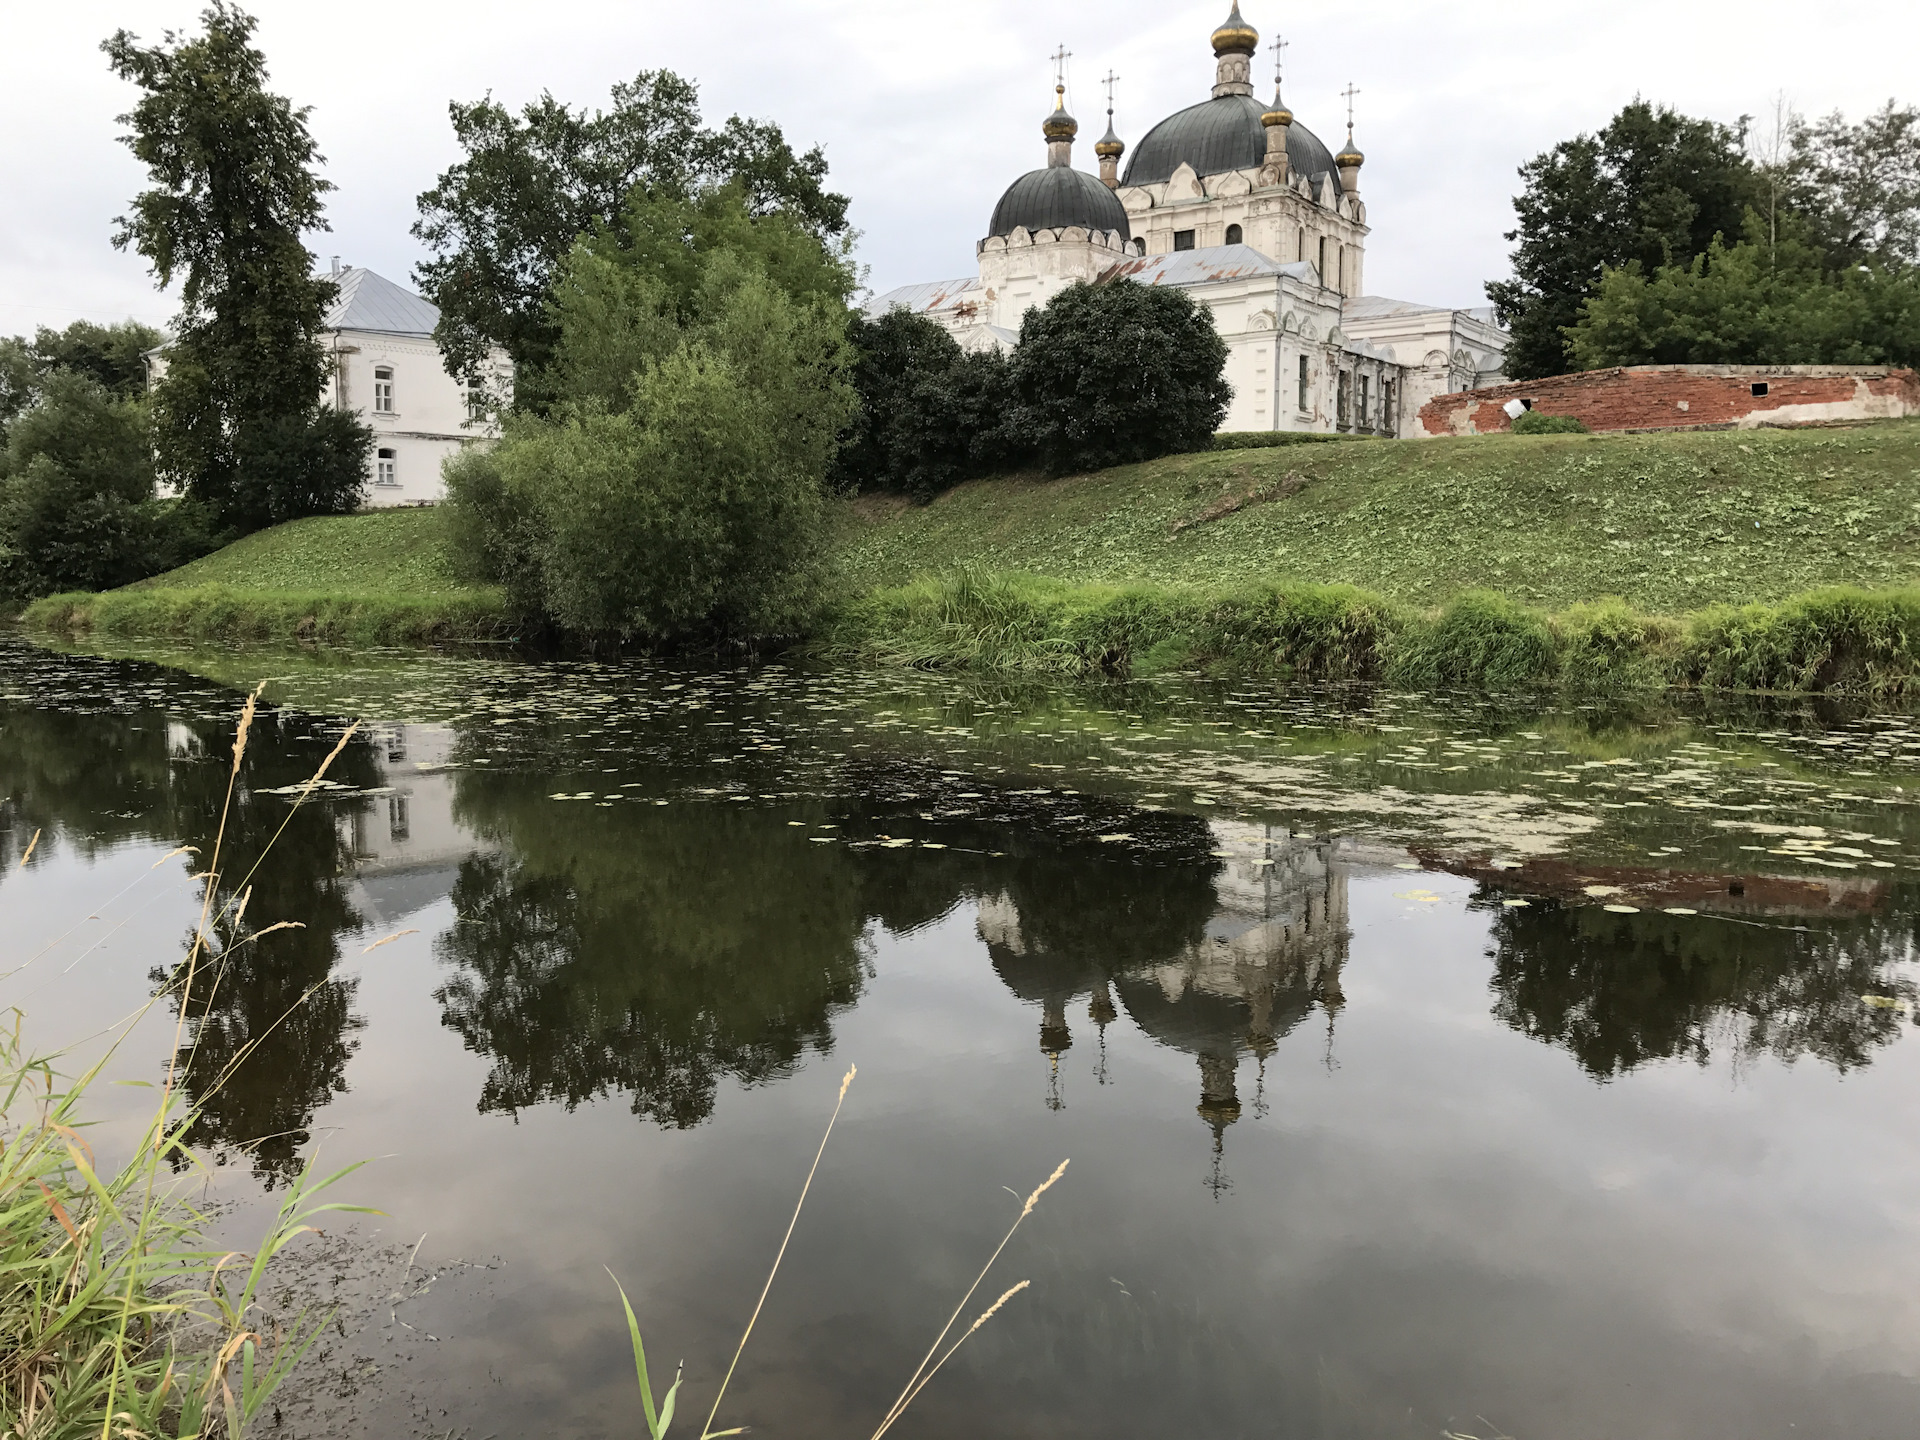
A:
978 819 1349 1185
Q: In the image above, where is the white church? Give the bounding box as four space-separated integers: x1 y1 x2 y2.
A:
867 4 1508 436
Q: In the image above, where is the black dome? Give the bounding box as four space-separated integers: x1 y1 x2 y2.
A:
1121 93 1342 192
988 166 1132 241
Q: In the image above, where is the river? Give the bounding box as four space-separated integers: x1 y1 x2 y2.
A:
4 635 1918 1439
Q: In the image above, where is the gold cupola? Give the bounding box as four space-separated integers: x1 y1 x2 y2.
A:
1042 85 1078 140
1210 2 1259 56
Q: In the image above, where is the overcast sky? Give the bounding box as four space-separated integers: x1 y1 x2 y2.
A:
5 0 1919 336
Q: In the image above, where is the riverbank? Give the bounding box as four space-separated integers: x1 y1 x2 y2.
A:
820 572 1920 693
21 420 1920 686
24 507 515 643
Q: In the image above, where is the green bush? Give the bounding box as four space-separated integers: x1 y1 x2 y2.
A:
1680 587 1920 693
1209 430 1366 451
1510 410 1590 434
1009 279 1231 476
1387 590 1561 689
448 255 853 643
834 309 1025 502
0 372 164 600
1557 597 1684 688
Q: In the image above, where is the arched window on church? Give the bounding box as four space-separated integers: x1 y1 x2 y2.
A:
1297 226 1306 261
1133 237 1145 255
1318 236 1328 286
1225 223 1242 245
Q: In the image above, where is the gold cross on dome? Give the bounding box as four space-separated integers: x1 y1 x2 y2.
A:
1051 44 1072 90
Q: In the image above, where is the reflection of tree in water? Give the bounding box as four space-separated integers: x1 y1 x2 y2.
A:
154 708 378 1185
434 779 870 1127
0 655 377 1187
1482 893 1920 1078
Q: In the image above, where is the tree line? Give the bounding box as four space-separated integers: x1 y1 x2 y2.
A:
1 2 1230 638
1490 98 1920 378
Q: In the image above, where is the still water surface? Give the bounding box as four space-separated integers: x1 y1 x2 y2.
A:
5 636 1920 1439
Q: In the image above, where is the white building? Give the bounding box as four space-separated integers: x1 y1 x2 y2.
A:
321 264 511 505
144 265 510 507
867 3 1506 437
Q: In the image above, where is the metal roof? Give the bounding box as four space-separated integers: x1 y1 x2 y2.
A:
1099 245 1319 289
865 277 983 317
323 266 441 337
1121 93 1342 191
988 165 1132 240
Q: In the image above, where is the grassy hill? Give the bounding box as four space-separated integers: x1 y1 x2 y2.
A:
137 507 475 595
24 419 1920 684
839 419 1920 613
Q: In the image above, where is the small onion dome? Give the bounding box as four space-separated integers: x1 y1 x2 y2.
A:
1335 130 1364 167
1211 1 1259 56
1261 86 1293 128
1094 120 1125 158
1042 85 1078 141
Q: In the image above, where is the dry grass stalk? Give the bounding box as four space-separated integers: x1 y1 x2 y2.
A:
869 1157 1068 1439
700 1063 857 1440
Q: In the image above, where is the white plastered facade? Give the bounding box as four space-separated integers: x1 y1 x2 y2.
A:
866 6 1505 438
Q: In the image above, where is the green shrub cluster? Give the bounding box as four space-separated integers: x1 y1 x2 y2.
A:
823 572 1920 695
1510 410 1590 435
842 279 1233 500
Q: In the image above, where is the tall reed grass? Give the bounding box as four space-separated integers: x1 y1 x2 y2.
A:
1 688 375 1438
824 571 1920 695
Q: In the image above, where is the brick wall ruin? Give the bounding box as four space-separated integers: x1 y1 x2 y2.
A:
1416 365 1920 438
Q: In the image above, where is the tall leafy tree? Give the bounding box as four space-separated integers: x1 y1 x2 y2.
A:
0 319 160 441
103 3 370 531
1567 215 1920 369
1487 101 1765 379
834 309 1024 503
1009 279 1230 476
1780 101 1920 268
411 70 850 395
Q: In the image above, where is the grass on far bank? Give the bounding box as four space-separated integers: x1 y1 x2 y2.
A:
822 571 1920 695
138 507 474 595
27 507 514 643
838 418 1920 614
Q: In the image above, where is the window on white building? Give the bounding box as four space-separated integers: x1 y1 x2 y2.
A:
1132 237 1146 255
465 377 488 422
1317 237 1329 285
373 365 394 413
376 447 397 486
1382 379 1397 435
1173 229 1196 251
1225 223 1242 245
1358 374 1371 429
1296 226 1306 262
1297 355 1310 413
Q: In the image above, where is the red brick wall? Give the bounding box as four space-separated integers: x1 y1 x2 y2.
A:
1417 365 1920 437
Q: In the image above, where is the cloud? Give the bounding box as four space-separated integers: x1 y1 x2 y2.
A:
4 0 1915 331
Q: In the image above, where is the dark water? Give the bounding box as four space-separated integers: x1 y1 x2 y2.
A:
5 636 1920 1440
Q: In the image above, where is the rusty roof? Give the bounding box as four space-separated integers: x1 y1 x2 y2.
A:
1098 245 1318 288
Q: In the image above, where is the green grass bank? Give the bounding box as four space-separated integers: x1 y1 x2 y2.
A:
839 419 1920 612
821 572 1920 693
25 507 514 643
19 421 1920 688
